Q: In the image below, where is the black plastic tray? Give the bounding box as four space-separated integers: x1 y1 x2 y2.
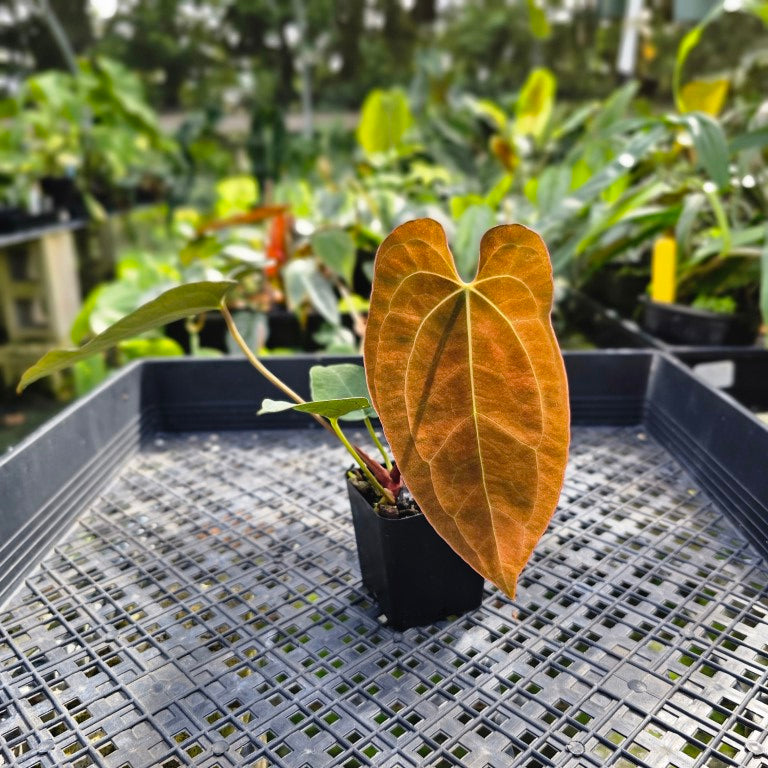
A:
1 352 768 768
674 347 768 417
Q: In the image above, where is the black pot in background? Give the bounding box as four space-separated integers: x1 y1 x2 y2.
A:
347 479 484 630
642 299 756 346
581 262 649 318
40 176 87 219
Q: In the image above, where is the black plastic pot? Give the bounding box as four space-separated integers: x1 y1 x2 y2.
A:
346 478 484 630
642 299 742 346
40 176 87 218
0 207 59 234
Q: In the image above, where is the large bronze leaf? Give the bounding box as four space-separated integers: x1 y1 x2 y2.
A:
364 219 569 597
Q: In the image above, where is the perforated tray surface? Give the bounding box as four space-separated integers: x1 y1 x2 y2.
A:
1 426 767 768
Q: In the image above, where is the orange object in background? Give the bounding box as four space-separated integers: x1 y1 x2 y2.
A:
265 212 289 278
651 234 677 303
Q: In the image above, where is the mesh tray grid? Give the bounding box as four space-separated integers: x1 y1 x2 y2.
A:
1 426 766 768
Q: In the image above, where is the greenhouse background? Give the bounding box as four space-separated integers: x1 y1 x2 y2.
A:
0 4 768 767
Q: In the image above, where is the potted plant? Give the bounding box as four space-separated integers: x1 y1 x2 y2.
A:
18 218 570 629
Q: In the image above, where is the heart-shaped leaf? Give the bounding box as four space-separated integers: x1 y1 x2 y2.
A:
18 281 236 393
364 219 570 597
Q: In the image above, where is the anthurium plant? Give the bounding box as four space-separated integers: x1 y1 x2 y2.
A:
18 219 570 598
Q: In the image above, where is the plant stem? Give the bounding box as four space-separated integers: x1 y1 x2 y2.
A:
220 301 334 435
330 417 394 503
364 417 392 470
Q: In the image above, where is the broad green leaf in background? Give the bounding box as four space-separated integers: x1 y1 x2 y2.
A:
679 79 729 116
591 81 639 135
570 126 664 205
311 228 356 285
535 165 572 212
356 88 413 155
365 219 569 597
282 258 340 326
514 68 556 141
677 113 730 189
575 179 669 255
258 397 371 419
454 204 495 281
526 0 551 38
310 364 376 421
17 281 235 392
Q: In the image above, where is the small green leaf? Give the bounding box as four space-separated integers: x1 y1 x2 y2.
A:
258 397 371 419
311 229 356 285
18 281 235 392
356 88 413 155
310 364 376 421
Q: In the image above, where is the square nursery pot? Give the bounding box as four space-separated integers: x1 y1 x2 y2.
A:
2 353 768 767
641 298 752 346
563 290 760 350
346 478 484 630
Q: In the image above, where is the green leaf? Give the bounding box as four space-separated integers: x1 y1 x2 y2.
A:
282 258 340 326
571 126 664 204
730 127 768 153
356 88 413 155
677 113 730 189
258 397 371 419
454 204 495 281
535 165 572 212
526 0 551 38
310 364 376 421
311 229 356 285
18 281 235 392
591 81 639 135
514 68 556 141
485 174 513 209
